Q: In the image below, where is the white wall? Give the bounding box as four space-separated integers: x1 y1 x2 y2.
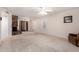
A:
0 21 1 39
32 8 79 39
8 13 12 38
32 19 42 32
1 17 8 39
0 8 12 40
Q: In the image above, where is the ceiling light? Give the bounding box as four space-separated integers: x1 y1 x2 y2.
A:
37 7 52 16
40 7 52 12
38 11 47 16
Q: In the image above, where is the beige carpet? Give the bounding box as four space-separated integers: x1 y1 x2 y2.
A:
0 32 79 52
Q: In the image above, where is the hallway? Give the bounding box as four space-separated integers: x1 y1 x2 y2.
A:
0 32 79 52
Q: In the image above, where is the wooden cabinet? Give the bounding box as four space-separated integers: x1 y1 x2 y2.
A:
12 15 18 27
68 33 79 47
12 15 22 35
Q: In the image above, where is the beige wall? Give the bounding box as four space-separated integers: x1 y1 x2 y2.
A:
28 20 33 31
32 8 79 39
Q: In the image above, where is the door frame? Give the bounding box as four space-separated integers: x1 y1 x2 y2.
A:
21 21 28 31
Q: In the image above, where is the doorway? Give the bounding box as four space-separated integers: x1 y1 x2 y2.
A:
21 21 28 31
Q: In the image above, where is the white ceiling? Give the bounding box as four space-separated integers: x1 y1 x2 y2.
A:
4 7 75 18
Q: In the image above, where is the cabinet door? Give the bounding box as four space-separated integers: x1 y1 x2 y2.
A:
12 15 18 27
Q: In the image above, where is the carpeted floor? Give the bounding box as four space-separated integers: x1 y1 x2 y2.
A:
0 32 79 52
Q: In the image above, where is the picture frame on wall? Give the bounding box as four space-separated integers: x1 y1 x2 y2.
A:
64 16 72 23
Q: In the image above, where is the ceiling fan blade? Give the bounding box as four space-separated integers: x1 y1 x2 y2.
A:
44 10 52 12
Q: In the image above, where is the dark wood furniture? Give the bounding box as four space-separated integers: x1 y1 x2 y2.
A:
12 15 22 35
12 30 22 35
68 33 79 47
12 15 18 28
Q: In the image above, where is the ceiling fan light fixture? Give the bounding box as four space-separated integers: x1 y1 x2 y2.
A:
38 11 47 16
37 7 53 16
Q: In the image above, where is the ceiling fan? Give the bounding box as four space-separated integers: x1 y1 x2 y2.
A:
38 7 52 16
33 7 53 16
